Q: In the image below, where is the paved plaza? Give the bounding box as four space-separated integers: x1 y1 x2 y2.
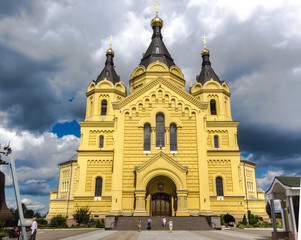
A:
35 229 273 240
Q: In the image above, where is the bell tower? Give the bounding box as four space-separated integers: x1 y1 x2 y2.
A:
190 36 232 121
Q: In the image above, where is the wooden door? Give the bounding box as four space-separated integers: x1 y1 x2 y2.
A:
151 193 171 216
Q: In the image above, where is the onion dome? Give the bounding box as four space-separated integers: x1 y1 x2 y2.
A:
94 47 120 85
196 48 222 85
139 13 175 68
150 14 163 28
201 48 210 56
106 47 114 56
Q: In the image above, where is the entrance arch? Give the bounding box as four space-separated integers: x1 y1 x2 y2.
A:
133 152 189 216
146 175 177 216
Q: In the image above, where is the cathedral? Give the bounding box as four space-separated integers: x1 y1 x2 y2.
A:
47 8 267 222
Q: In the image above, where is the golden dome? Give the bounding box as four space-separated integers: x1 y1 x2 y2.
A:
201 48 210 56
150 14 163 28
106 47 114 56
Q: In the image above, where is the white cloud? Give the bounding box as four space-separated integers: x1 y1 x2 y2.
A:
256 170 284 189
21 198 46 212
0 127 79 189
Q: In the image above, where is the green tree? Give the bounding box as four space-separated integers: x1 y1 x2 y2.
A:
9 203 34 220
266 202 271 218
220 214 225 225
73 206 91 225
242 214 248 225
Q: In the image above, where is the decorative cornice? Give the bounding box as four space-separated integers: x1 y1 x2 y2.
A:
79 121 115 127
86 88 127 97
240 160 256 166
135 151 188 174
77 150 114 157
191 89 231 97
207 150 240 156
206 121 239 127
113 77 207 110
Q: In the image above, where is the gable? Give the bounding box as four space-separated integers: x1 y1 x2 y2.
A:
112 76 208 114
135 151 188 190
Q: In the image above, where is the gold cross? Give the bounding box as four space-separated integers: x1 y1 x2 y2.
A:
154 1 160 14
108 35 115 47
201 35 207 48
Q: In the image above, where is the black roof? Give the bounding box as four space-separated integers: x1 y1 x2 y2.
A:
95 50 120 85
139 25 175 68
196 51 222 85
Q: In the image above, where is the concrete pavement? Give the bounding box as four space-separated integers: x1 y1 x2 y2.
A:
36 229 273 240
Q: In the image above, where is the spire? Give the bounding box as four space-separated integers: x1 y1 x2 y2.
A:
95 35 120 85
196 35 222 85
139 2 175 68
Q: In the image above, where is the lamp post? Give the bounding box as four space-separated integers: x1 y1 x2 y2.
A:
0 144 28 240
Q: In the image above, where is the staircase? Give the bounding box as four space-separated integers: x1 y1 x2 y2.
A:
113 216 213 230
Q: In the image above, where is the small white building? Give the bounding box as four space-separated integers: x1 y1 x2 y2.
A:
266 176 300 240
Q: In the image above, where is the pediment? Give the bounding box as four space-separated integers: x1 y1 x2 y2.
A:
135 151 188 174
112 76 207 111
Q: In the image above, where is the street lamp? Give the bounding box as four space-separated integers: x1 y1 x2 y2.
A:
0 144 28 240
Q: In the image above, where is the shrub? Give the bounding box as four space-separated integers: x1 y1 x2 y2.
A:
73 206 91 225
95 219 105 228
49 215 68 228
220 215 225 225
37 218 48 227
242 214 248 225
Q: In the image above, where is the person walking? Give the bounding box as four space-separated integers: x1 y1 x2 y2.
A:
168 219 173 233
137 219 142 232
147 217 152 230
162 216 166 227
30 218 37 240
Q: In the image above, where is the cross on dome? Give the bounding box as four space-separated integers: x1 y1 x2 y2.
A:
201 35 208 49
154 1 160 14
108 35 115 47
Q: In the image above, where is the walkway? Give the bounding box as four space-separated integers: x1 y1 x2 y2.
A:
36 229 273 240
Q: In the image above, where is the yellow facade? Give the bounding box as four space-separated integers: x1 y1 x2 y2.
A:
47 13 267 222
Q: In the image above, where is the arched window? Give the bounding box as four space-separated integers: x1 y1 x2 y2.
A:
214 135 219 149
101 100 107 116
99 135 104 149
144 123 151 151
95 177 103 197
156 113 165 147
210 99 217 115
156 46 159 54
216 177 224 196
170 123 177 151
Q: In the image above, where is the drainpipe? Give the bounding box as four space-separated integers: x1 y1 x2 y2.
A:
66 162 73 219
243 162 249 224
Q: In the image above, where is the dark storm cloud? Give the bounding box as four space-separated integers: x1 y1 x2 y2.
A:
0 0 32 19
0 44 62 131
20 183 50 196
237 122 301 174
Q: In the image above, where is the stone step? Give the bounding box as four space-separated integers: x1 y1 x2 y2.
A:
113 216 213 230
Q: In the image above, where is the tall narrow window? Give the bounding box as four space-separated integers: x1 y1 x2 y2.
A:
210 99 217 115
101 100 107 116
99 135 104 149
156 113 165 147
216 177 224 196
144 123 151 151
156 46 159 54
170 124 177 151
95 177 103 197
214 135 219 149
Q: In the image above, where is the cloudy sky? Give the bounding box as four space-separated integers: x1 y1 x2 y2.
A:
0 0 300 214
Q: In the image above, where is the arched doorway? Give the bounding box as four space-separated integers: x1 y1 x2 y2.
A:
146 176 177 216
